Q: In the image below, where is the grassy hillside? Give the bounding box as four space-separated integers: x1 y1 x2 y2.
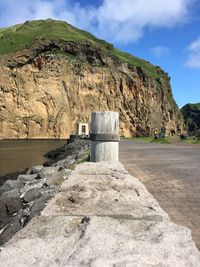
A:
0 19 160 79
181 103 200 135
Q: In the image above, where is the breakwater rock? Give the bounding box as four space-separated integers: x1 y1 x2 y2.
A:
0 162 199 266
44 138 90 165
0 139 90 245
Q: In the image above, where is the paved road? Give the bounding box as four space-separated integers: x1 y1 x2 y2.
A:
120 140 200 249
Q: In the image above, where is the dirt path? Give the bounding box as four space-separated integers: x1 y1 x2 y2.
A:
120 140 200 250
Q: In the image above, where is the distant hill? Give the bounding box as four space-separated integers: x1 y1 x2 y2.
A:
181 103 200 135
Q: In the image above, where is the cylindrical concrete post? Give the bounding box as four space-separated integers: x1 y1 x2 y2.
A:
90 111 120 162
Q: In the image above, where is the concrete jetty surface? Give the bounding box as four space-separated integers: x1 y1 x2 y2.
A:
120 140 200 249
0 162 199 266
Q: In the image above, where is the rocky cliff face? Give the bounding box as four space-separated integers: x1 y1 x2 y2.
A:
0 21 184 138
181 103 200 135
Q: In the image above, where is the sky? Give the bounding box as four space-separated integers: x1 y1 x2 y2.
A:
0 0 200 108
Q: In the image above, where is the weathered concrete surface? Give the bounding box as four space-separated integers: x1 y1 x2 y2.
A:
0 162 199 266
120 140 200 250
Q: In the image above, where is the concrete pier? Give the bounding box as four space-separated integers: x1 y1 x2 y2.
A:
0 162 199 266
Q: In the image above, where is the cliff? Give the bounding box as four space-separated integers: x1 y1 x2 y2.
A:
0 19 184 138
181 103 200 135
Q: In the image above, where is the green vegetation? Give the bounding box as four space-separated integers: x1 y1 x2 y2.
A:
0 19 161 79
122 136 153 142
67 163 76 171
182 103 200 112
193 139 200 144
123 135 200 145
113 48 160 78
122 136 171 144
192 103 200 109
181 103 200 135
76 149 90 164
0 23 22 38
66 149 90 171
150 137 170 144
179 136 200 144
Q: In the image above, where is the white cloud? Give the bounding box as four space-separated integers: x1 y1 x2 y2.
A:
96 0 193 42
150 46 170 58
185 37 200 68
0 0 195 43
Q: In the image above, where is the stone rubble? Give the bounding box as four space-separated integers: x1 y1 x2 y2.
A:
0 162 199 266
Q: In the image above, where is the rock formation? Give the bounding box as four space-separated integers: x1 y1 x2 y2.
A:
0 19 185 138
0 138 89 245
0 162 199 266
181 103 200 135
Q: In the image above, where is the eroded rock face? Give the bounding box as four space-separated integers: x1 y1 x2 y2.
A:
181 103 200 136
0 41 184 138
0 162 199 266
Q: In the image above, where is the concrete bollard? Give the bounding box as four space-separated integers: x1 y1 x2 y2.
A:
90 111 120 162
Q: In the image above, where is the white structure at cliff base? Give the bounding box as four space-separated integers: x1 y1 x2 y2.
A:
77 123 89 136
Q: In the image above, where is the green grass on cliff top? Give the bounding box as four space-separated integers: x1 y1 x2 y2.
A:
0 19 161 79
181 103 200 109
187 103 200 110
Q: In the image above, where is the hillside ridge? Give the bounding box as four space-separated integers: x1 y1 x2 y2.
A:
181 103 200 135
0 19 164 79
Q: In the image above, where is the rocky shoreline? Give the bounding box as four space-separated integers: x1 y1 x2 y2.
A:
0 138 90 245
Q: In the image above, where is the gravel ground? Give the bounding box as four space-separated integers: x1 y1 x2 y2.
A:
120 140 200 250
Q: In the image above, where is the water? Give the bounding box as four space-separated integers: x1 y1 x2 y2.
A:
0 139 66 177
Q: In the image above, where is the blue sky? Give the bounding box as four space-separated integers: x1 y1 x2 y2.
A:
0 0 200 107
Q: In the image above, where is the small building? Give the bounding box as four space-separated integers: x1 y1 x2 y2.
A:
77 123 89 136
